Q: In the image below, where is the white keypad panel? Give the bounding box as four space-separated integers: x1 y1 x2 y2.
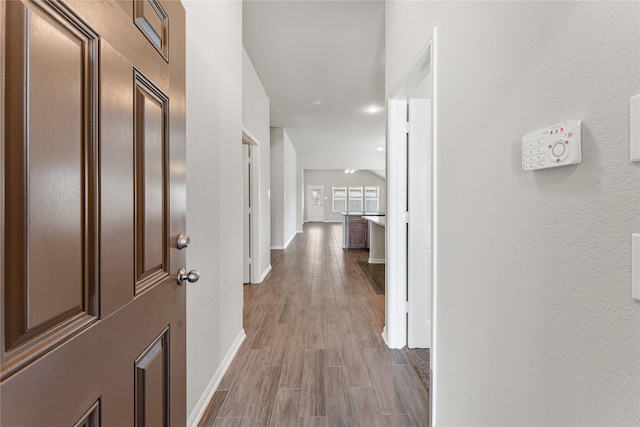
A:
522 139 548 170
521 120 581 171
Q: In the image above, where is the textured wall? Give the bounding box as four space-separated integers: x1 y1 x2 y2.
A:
270 127 284 246
283 131 298 246
386 1 640 424
184 0 244 420
298 151 385 171
270 128 298 248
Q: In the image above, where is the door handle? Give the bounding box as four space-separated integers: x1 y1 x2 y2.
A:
177 268 200 285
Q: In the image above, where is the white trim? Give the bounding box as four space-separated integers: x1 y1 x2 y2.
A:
323 220 342 223
386 98 408 349
241 126 259 146
368 258 385 264
241 128 262 287
283 232 296 249
255 264 272 284
242 144 251 284
297 230 303 233
187 330 247 427
430 27 439 427
271 232 300 250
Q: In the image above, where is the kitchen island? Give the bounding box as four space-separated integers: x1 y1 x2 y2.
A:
361 215 386 263
340 211 385 251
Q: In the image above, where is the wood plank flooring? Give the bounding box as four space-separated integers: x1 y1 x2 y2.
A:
198 222 429 426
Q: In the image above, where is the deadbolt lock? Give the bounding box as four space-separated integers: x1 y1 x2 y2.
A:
177 234 190 249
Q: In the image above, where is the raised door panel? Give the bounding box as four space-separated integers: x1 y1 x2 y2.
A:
135 73 169 294
140 1 163 38
3 0 98 378
26 6 84 329
134 0 168 59
135 329 169 427
73 401 101 427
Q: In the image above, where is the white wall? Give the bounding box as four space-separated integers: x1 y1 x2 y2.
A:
283 134 297 244
386 1 640 425
270 127 298 248
184 1 244 423
270 128 285 247
298 151 385 171
242 48 271 281
303 169 386 222
296 167 304 232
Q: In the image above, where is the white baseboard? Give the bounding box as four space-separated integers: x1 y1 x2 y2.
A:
271 245 285 250
368 258 385 264
381 326 389 347
283 232 296 249
254 264 272 283
187 330 246 427
297 230 303 233
323 219 342 223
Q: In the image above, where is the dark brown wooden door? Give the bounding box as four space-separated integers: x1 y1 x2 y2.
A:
1 0 187 425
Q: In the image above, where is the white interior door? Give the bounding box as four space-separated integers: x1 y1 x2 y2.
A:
242 144 251 283
307 185 324 222
408 98 432 348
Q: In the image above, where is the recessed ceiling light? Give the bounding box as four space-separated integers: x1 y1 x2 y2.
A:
365 106 381 113
377 147 384 151
311 99 323 105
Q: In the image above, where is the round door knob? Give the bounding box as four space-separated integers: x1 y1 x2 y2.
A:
177 268 200 285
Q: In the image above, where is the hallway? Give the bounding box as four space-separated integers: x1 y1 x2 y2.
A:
198 223 429 426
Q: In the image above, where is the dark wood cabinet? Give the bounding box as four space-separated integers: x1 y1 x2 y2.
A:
347 217 369 249
341 212 384 250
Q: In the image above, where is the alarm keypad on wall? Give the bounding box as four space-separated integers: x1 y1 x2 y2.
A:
522 120 581 171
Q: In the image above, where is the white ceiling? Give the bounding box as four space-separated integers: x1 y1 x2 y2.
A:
243 1 386 156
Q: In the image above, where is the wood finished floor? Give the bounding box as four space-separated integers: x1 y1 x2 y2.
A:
198 222 429 427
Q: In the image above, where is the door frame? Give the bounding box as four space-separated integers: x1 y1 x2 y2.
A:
242 143 252 283
306 184 324 222
385 27 438 424
242 128 261 284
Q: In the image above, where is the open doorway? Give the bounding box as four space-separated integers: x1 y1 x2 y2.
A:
386 29 438 425
386 34 436 350
242 130 263 284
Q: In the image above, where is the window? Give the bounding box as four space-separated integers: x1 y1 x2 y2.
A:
332 186 347 212
365 186 379 211
348 186 363 212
